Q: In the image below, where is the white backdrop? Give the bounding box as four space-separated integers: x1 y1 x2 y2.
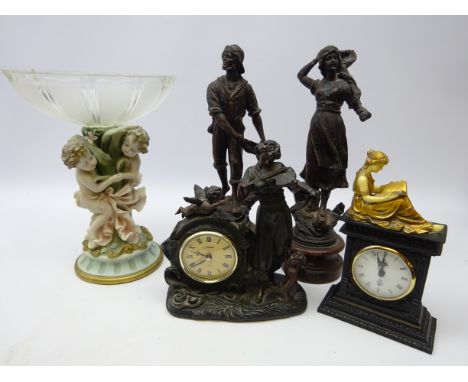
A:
0 16 467 365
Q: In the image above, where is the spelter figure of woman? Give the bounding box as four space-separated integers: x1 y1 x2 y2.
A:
298 45 372 209
239 140 296 284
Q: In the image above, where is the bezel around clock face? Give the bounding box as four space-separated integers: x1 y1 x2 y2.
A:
352 245 416 301
178 231 238 284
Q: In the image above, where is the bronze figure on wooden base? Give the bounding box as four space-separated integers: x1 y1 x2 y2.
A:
292 45 372 284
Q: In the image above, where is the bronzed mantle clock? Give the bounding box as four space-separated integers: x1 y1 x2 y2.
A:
318 214 447 354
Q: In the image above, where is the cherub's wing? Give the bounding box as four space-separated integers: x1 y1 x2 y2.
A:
194 184 207 200
183 196 204 206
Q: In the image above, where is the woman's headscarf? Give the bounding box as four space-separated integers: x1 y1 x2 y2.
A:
316 45 362 106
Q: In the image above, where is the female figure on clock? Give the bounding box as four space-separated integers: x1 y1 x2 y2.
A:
348 150 444 234
238 140 296 282
298 45 372 209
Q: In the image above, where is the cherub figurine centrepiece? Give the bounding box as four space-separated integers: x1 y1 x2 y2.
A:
3 69 174 284
63 127 149 249
348 150 444 234
62 126 161 284
207 44 266 212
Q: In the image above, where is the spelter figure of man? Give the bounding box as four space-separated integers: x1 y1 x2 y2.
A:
207 44 265 211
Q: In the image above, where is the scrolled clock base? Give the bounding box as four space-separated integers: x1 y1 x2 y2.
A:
318 284 436 354
165 269 307 322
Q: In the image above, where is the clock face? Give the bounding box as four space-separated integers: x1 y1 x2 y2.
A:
178 231 238 284
352 245 416 301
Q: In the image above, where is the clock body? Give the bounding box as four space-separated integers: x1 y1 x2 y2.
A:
162 216 253 291
318 214 447 354
162 213 308 322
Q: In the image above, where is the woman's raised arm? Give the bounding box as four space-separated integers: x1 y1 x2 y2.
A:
297 58 319 90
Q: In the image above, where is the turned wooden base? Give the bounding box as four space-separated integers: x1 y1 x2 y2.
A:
289 237 344 284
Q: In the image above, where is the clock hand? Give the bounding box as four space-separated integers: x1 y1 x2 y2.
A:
377 254 386 278
191 259 207 267
194 251 214 260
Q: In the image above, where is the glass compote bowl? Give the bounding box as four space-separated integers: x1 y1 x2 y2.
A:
3 69 175 284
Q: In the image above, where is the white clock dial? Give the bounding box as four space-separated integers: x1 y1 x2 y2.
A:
352 245 416 301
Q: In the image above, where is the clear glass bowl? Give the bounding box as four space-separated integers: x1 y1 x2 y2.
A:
3 70 175 127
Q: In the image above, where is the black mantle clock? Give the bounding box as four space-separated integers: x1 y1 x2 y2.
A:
318 214 447 354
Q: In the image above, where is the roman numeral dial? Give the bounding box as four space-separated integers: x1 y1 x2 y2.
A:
351 245 416 301
179 231 238 284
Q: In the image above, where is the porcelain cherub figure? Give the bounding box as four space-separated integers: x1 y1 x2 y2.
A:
61 135 142 249
60 126 161 284
107 125 148 215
